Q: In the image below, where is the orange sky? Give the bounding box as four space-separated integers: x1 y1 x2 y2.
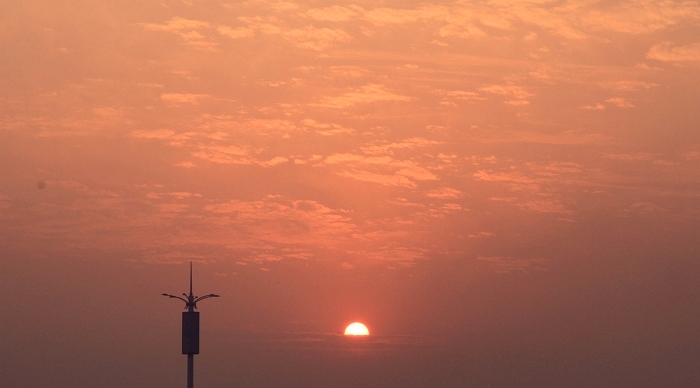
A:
2 1 700 387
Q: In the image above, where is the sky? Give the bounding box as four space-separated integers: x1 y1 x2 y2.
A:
2 0 700 387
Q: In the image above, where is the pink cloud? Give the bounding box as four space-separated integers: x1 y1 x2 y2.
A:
160 93 210 104
311 84 413 108
647 42 700 62
477 256 548 273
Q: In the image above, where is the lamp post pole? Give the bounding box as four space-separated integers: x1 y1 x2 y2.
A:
163 262 219 388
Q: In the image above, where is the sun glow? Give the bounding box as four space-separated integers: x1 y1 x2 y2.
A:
344 322 369 336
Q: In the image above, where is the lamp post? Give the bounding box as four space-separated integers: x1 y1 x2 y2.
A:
162 262 219 388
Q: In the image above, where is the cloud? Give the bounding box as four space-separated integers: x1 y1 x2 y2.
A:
191 145 252 165
426 187 462 199
140 17 218 50
259 156 289 167
238 16 351 50
130 129 176 139
160 93 210 104
318 0 700 42
328 65 369 78
582 1 700 34
338 170 418 188
581 97 636 110
479 130 608 145
243 119 300 136
282 26 352 50
479 84 534 105
145 252 207 265
475 162 583 188
393 165 438 181
217 26 255 39
442 90 485 101
364 247 428 265
140 17 210 33
603 80 659 91
129 117 304 167
157 201 190 213
143 15 352 52
361 138 441 155
269 1 299 12
683 151 700 161
438 22 486 38
300 119 355 136
604 153 655 161
580 103 605 110
519 199 572 214
306 5 362 22
237 16 284 35
203 196 356 253
497 2 587 39
130 128 227 150
363 6 440 25
646 42 700 62
325 154 392 165
605 97 635 108
312 84 413 108
474 170 537 187
168 192 194 199
325 153 438 188
628 201 664 215
139 2 700 64
473 161 587 214
468 232 495 238
477 256 548 273
504 100 530 106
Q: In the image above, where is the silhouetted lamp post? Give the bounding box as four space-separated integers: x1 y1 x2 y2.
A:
162 262 219 388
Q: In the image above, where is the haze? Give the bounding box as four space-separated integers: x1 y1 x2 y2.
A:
2 1 700 387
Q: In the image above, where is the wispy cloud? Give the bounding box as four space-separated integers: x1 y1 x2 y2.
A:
161 93 210 104
282 26 352 50
6 0 700 273
191 145 252 165
479 84 534 105
140 17 219 50
301 119 355 136
582 1 700 34
306 5 362 22
473 161 589 214
203 196 357 255
426 187 462 199
216 26 255 39
479 130 608 145
237 16 352 50
605 97 635 108
325 153 438 188
477 256 548 273
311 84 413 108
337 170 419 188
604 153 656 162
647 42 700 62
580 103 605 110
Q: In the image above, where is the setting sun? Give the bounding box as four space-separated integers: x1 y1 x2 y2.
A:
344 322 370 336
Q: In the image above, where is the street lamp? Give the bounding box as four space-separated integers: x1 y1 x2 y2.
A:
162 262 219 388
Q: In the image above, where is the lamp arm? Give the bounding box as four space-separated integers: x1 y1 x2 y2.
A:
194 294 220 303
162 293 189 306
